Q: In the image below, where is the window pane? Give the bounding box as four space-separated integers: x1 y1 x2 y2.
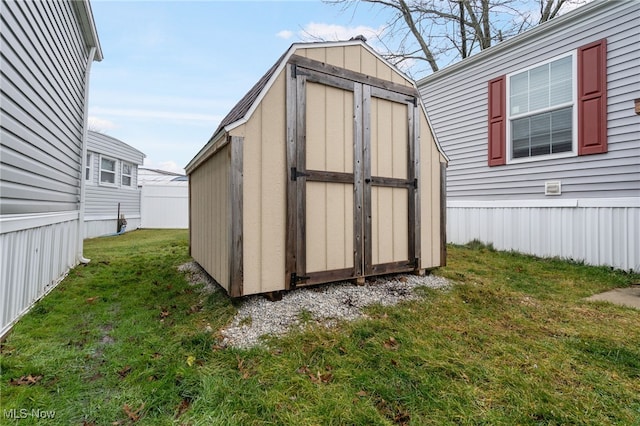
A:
123 163 131 175
529 64 549 111
85 167 90 180
512 118 530 158
550 56 572 106
101 171 115 184
510 72 529 115
122 176 131 186
551 107 572 153
101 158 115 171
550 80 572 106
530 113 551 156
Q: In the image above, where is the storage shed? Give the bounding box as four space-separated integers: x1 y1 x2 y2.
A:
185 39 448 297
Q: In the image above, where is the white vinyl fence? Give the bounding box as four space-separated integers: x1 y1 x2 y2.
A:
140 184 188 229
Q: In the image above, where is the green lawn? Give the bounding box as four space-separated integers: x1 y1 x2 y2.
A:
1 230 639 425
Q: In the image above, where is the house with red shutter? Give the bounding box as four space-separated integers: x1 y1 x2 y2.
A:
417 0 639 272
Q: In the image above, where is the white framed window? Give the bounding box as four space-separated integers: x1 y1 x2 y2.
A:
99 155 117 185
506 52 577 163
121 162 133 187
85 152 93 182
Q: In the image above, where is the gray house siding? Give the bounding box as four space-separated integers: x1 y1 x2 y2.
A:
0 0 101 337
1 0 89 214
84 131 145 238
418 0 639 271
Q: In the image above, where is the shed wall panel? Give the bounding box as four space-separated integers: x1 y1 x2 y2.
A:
306 182 354 273
306 83 354 174
258 70 287 294
231 72 287 294
190 145 230 291
371 187 409 265
296 46 413 88
419 112 444 268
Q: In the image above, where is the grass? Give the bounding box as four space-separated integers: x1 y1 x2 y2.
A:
1 230 639 425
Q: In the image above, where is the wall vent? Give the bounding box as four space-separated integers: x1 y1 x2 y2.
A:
545 181 562 196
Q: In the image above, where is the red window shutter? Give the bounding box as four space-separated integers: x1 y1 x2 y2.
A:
578 39 607 155
488 75 506 166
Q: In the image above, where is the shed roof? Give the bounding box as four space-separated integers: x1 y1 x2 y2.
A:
212 49 288 138
186 39 447 173
215 39 405 137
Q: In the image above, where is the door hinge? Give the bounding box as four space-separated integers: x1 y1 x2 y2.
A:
290 273 311 289
406 97 417 107
413 178 418 189
291 167 310 181
291 64 297 79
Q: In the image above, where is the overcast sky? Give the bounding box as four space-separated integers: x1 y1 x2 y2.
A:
88 0 392 173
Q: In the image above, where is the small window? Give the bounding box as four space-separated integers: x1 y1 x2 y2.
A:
122 162 133 187
507 53 575 162
100 156 117 185
85 152 93 182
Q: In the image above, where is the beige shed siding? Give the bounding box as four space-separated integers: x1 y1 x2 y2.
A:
306 182 354 273
420 111 445 268
371 98 408 179
370 96 411 265
296 47 413 88
190 144 230 291
304 81 356 273
230 72 287 295
306 83 354 173
371 187 409 264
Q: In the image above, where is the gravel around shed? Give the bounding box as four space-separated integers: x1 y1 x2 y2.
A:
179 262 450 349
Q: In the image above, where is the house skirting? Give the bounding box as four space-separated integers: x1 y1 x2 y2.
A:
447 198 639 272
84 215 141 239
0 212 80 338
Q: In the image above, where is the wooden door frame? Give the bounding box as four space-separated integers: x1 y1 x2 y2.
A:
363 86 421 275
285 55 422 290
286 62 361 289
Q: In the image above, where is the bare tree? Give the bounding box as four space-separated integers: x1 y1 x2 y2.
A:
326 0 587 76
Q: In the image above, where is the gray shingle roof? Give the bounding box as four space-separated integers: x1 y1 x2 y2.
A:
211 49 288 137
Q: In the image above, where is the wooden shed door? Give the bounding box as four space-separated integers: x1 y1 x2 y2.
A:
364 87 420 276
286 60 420 289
